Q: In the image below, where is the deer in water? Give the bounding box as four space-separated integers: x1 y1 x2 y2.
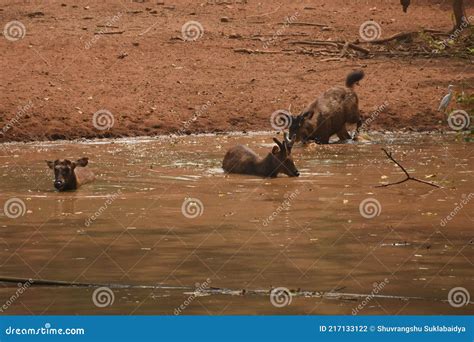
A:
222 133 299 177
288 70 365 144
46 157 95 191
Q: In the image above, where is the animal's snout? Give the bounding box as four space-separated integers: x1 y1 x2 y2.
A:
295 171 300 177
54 180 64 189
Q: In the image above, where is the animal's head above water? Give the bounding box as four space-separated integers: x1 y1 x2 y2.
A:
46 157 89 191
271 133 299 177
288 110 314 142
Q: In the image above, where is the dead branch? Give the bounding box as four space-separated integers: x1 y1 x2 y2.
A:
233 48 282 54
376 148 440 188
368 32 416 44
94 30 125 35
252 33 309 38
320 57 343 62
340 42 350 57
290 40 370 54
281 21 328 27
347 42 370 54
290 40 340 48
96 25 120 28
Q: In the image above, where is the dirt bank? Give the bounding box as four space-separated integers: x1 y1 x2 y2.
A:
0 0 473 142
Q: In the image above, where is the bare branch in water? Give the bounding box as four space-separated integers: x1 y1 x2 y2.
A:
376 148 440 188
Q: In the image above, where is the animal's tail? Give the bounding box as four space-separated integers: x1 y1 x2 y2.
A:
345 70 365 88
401 0 410 13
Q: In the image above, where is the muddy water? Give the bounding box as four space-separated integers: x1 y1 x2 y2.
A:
0 132 472 315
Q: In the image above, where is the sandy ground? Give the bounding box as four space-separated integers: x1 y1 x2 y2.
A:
0 0 473 142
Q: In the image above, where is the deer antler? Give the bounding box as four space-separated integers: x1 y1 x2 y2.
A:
283 132 296 151
272 137 284 151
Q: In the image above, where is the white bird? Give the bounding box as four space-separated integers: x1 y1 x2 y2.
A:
438 85 454 113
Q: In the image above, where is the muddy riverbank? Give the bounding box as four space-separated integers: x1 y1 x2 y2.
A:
1 0 473 142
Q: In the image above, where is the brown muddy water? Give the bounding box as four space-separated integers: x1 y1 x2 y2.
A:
0 132 472 315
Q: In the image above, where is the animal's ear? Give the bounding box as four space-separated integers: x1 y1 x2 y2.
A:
46 160 55 169
271 145 280 155
74 157 89 167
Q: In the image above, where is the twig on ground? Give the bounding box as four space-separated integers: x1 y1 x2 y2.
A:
339 42 350 57
290 40 370 54
320 57 342 62
347 42 370 54
94 30 125 35
290 40 340 48
282 21 328 27
376 148 440 188
368 32 416 44
233 48 282 54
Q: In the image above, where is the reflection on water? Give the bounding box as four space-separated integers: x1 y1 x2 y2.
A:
0 132 472 314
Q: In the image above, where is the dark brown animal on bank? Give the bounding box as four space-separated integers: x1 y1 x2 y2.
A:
288 70 364 144
222 133 299 178
46 157 95 191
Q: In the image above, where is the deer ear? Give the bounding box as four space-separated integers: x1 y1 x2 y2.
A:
46 160 55 169
74 157 89 167
272 146 280 155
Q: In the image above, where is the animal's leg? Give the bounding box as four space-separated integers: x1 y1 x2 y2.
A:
336 127 351 141
315 134 330 144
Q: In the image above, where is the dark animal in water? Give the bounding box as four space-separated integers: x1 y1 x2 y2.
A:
288 70 365 144
46 157 95 191
222 133 299 177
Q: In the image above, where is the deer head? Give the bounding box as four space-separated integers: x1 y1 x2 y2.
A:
271 133 299 177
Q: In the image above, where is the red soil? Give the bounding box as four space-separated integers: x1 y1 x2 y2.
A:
0 0 472 142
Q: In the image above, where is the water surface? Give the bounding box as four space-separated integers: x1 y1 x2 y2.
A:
0 132 472 314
